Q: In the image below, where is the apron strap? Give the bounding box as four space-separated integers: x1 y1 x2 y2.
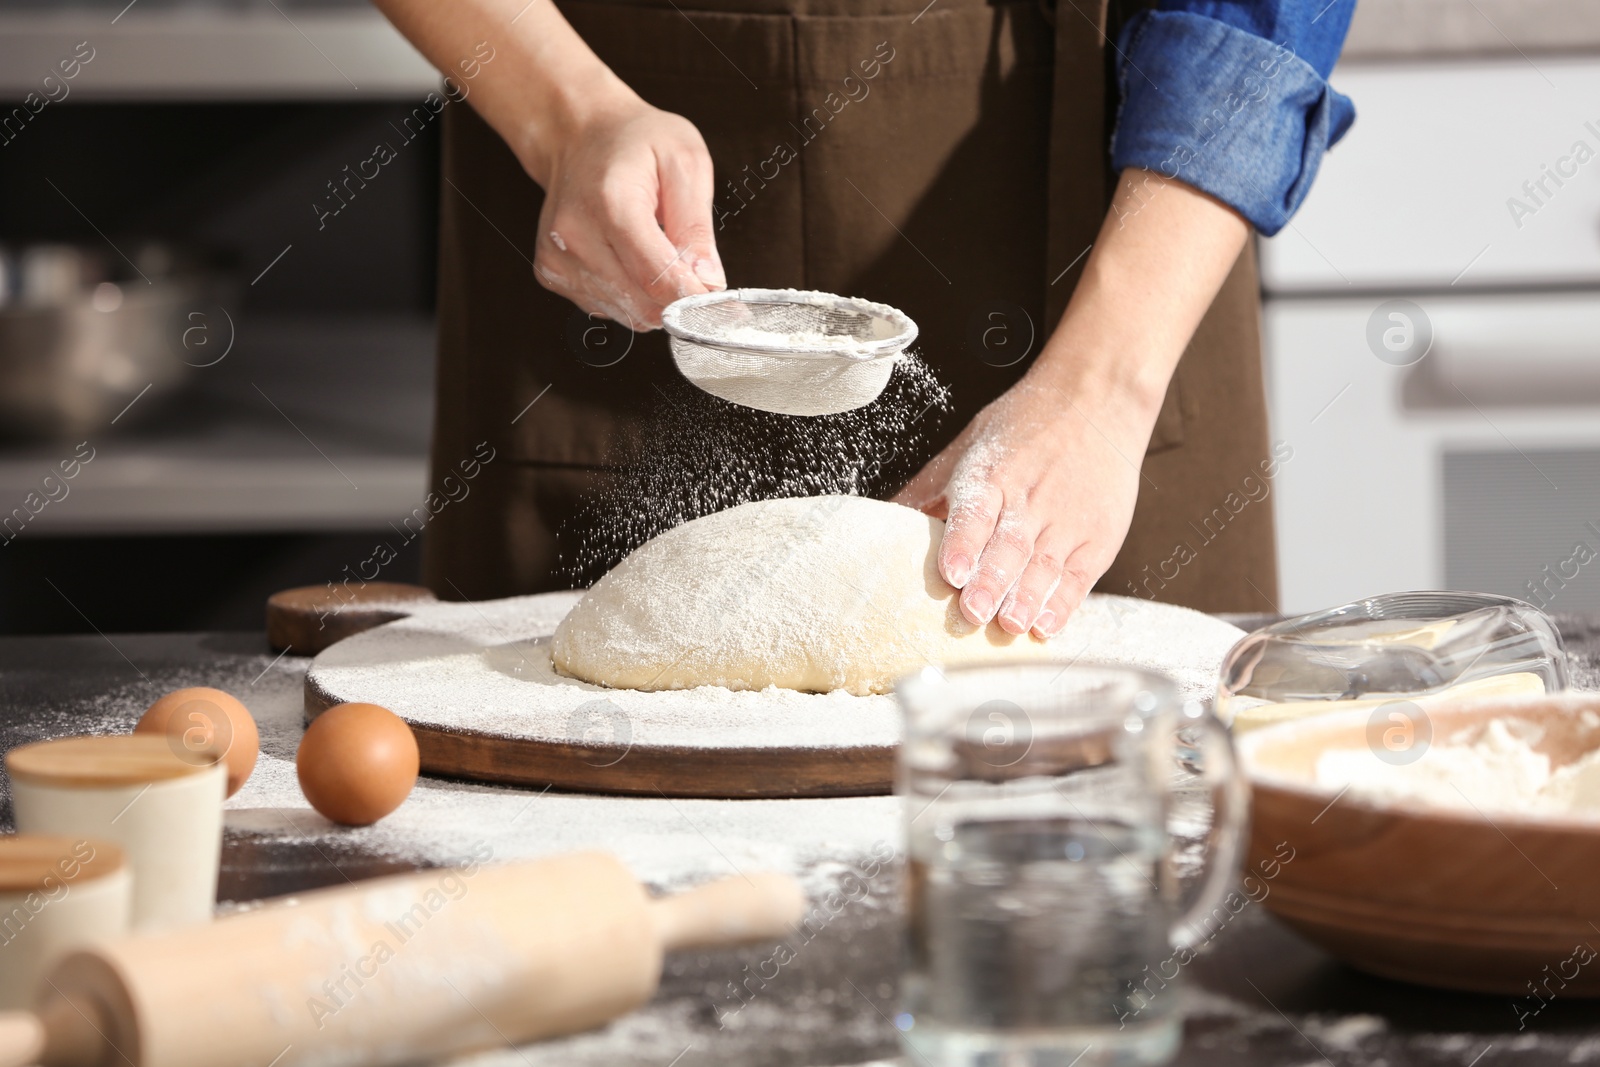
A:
1043 0 1112 330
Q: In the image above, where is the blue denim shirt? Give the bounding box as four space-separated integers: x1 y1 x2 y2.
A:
1109 1 1357 235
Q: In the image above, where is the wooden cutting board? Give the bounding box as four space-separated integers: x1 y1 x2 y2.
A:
267 582 440 654
289 585 1246 799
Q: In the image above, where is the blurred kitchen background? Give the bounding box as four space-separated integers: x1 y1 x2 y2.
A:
0 0 1596 632
0 0 440 631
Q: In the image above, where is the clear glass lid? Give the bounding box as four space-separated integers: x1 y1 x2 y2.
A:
1219 591 1569 733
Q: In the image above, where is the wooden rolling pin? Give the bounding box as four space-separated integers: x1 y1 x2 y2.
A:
0 851 803 1067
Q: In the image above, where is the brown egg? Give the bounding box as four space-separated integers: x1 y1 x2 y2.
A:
135 686 260 797
296 702 419 826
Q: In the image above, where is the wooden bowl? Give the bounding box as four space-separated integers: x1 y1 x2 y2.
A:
1238 692 1600 996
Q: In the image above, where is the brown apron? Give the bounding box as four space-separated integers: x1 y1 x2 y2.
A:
422 0 1280 614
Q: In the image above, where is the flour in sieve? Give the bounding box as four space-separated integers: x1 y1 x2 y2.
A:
713 326 871 352
671 343 896 416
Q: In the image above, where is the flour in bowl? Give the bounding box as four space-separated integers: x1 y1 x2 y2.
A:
1315 713 1600 817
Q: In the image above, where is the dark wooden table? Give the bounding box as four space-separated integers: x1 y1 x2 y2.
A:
2 619 1598 1067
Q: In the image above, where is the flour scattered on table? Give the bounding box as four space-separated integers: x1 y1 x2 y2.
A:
224 648 902 895
306 590 1243 752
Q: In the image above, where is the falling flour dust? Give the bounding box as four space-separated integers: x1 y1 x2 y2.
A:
560 352 951 582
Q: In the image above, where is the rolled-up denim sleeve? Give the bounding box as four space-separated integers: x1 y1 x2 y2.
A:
1108 4 1357 235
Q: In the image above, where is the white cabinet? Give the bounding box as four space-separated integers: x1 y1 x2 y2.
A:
1262 58 1600 292
1261 55 1600 615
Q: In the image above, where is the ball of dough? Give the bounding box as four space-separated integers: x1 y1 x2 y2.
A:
552 495 1054 696
297 702 419 826
136 686 259 797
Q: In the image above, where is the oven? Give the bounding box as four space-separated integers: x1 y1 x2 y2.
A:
1260 55 1600 615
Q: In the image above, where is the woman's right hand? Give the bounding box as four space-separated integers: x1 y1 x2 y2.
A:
529 94 725 330
367 0 719 327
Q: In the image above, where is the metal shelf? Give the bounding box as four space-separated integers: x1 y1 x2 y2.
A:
0 314 435 536
0 423 428 536
0 9 438 101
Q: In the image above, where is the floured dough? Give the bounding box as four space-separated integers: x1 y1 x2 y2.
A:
552 494 1055 695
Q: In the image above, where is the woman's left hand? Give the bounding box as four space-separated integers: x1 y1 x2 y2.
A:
893 170 1251 639
892 366 1155 639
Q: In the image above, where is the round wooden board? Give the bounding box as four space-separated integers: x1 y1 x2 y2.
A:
267 582 438 654
305 591 1245 799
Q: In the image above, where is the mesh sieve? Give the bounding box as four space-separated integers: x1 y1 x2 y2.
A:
661 288 918 417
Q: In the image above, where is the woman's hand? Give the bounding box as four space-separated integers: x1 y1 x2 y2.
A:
894 368 1152 638
530 95 725 329
368 0 725 330
894 170 1250 637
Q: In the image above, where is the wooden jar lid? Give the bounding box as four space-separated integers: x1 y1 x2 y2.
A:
5 735 221 788
0 835 126 892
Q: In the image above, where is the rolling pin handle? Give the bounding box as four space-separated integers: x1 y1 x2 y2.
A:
29 991 110 1067
0 1012 44 1067
649 872 807 953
